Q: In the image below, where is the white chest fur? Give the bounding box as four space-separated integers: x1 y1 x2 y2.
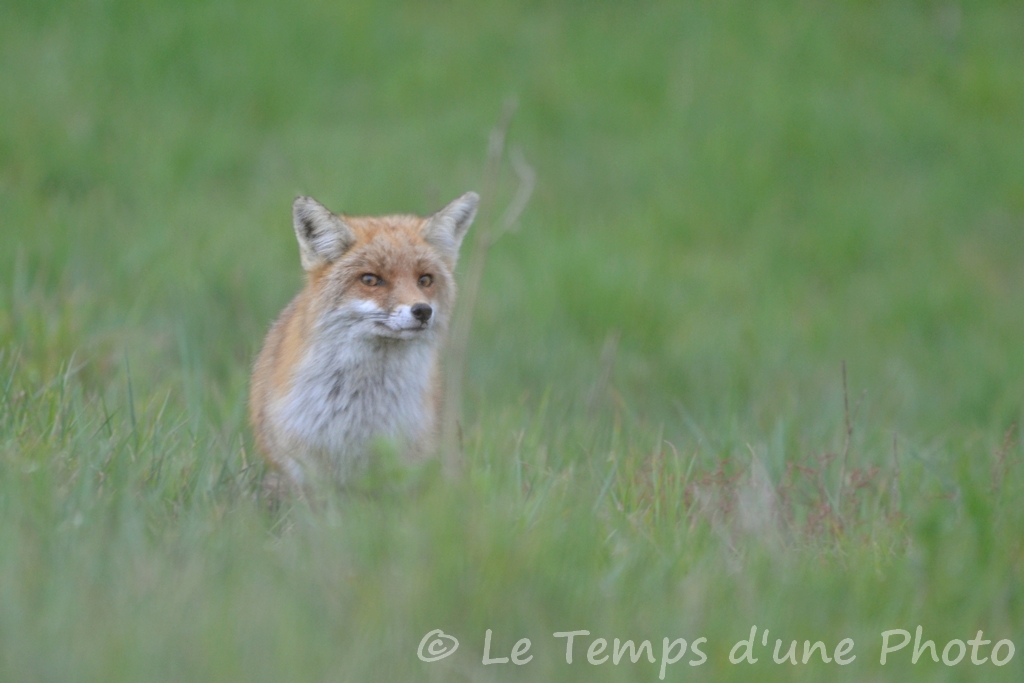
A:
271 323 436 482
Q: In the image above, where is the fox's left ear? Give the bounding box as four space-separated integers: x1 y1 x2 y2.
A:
422 192 479 265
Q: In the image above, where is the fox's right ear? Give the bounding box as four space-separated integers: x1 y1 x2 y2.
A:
292 196 356 271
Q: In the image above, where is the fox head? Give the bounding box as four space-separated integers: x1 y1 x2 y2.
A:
292 192 478 341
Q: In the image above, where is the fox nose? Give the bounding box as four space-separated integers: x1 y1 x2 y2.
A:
411 303 432 322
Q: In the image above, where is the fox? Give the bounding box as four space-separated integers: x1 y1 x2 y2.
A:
249 191 479 488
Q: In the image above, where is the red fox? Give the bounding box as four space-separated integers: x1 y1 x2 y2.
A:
249 192 478 487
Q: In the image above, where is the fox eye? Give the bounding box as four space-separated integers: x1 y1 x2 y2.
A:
418 274 433 288
360 274 383 286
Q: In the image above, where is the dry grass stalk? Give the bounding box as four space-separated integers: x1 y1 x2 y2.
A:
991 423 1018 493
440 99 536 476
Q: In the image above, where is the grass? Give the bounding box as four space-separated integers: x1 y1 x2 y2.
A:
1 0 1022 680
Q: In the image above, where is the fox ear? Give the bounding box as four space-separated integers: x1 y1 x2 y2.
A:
292 196 356 271
422 192 479 264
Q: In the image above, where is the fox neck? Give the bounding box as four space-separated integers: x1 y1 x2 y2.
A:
276 322 439 481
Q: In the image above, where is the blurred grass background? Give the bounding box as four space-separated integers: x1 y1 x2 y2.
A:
1 0 1022 681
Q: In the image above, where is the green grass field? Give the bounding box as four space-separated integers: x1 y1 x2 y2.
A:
1 1 1022 680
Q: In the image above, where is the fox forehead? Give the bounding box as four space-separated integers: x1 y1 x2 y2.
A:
346 213 427 243
340 217 447 274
